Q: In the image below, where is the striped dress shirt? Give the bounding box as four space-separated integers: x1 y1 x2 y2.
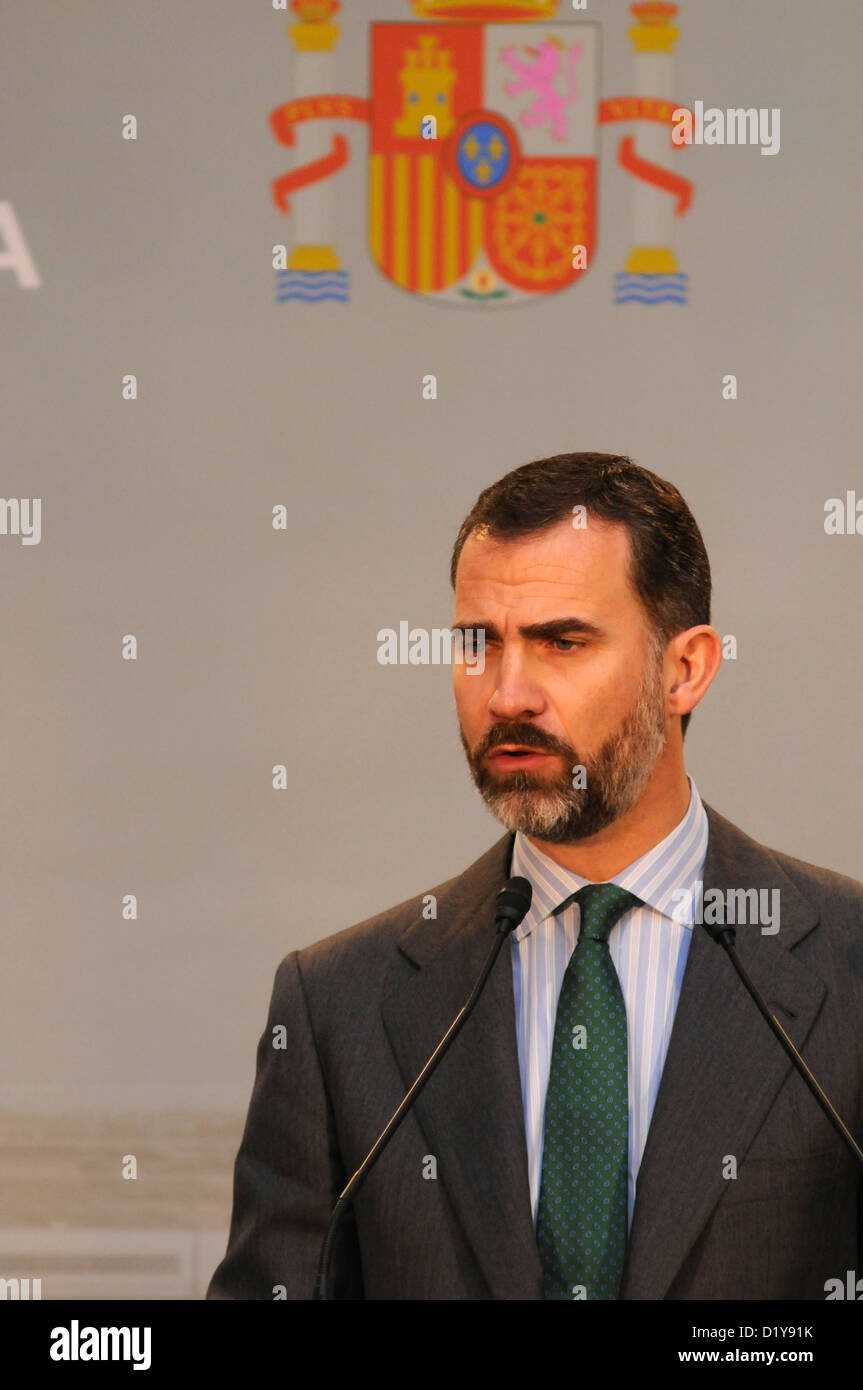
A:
509 773 709 1229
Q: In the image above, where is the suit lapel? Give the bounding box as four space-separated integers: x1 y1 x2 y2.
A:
620 802 824 1299
380 833 544 1300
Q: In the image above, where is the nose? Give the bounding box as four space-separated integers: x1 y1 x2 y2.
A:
487 647 546 722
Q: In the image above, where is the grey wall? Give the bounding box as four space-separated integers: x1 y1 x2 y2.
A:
1 0 860 1296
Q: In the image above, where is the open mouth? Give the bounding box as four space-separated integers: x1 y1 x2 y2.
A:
488 746 555 765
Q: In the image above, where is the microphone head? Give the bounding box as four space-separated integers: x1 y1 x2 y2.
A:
494 876 533 934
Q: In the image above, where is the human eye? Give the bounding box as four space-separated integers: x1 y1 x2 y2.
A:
552 638 586 652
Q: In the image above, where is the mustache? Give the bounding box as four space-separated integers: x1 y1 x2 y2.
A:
474 723 574 760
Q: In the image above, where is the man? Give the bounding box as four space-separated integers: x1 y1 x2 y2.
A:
207 451 862 1300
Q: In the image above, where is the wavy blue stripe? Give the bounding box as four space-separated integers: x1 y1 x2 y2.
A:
614 292 689 300
275 284 351 292
275 283 350 291
275 283 351 292
615 294 688 304
276 292 351 302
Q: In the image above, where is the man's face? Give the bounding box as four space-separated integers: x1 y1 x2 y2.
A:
452 517 669 844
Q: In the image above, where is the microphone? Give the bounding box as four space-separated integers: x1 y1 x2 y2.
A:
313 875 533 1300
702 907 863 1170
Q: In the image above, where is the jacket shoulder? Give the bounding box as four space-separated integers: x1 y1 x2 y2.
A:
769 842 863 918
707 800 863 922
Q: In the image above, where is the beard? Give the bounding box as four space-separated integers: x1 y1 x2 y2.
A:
458 641 668 844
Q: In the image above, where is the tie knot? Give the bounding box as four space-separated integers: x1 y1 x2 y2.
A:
554 882 643 943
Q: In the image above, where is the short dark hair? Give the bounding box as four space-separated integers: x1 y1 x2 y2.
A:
450 451 712 740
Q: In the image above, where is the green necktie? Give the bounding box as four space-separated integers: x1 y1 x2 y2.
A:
535 882 643 1301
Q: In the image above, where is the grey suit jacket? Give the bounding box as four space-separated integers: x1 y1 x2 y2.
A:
207 802 863 1300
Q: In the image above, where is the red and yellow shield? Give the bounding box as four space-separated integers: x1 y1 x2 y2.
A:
369 20 598 304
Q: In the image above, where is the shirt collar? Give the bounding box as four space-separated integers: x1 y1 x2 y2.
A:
509 774 709 941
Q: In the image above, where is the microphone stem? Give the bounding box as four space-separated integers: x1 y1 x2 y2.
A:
721 938 863 1167
314 924 512 1300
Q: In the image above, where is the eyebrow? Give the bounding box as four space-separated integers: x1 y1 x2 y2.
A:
450 617 605 642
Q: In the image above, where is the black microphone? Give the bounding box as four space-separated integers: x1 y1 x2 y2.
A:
313 875 533 1300
702 906 863 1169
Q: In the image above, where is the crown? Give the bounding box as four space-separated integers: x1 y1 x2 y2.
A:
410 1 559 20
290 0 340 21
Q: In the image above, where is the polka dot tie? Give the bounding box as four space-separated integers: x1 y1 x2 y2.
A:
535 882 643 1301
